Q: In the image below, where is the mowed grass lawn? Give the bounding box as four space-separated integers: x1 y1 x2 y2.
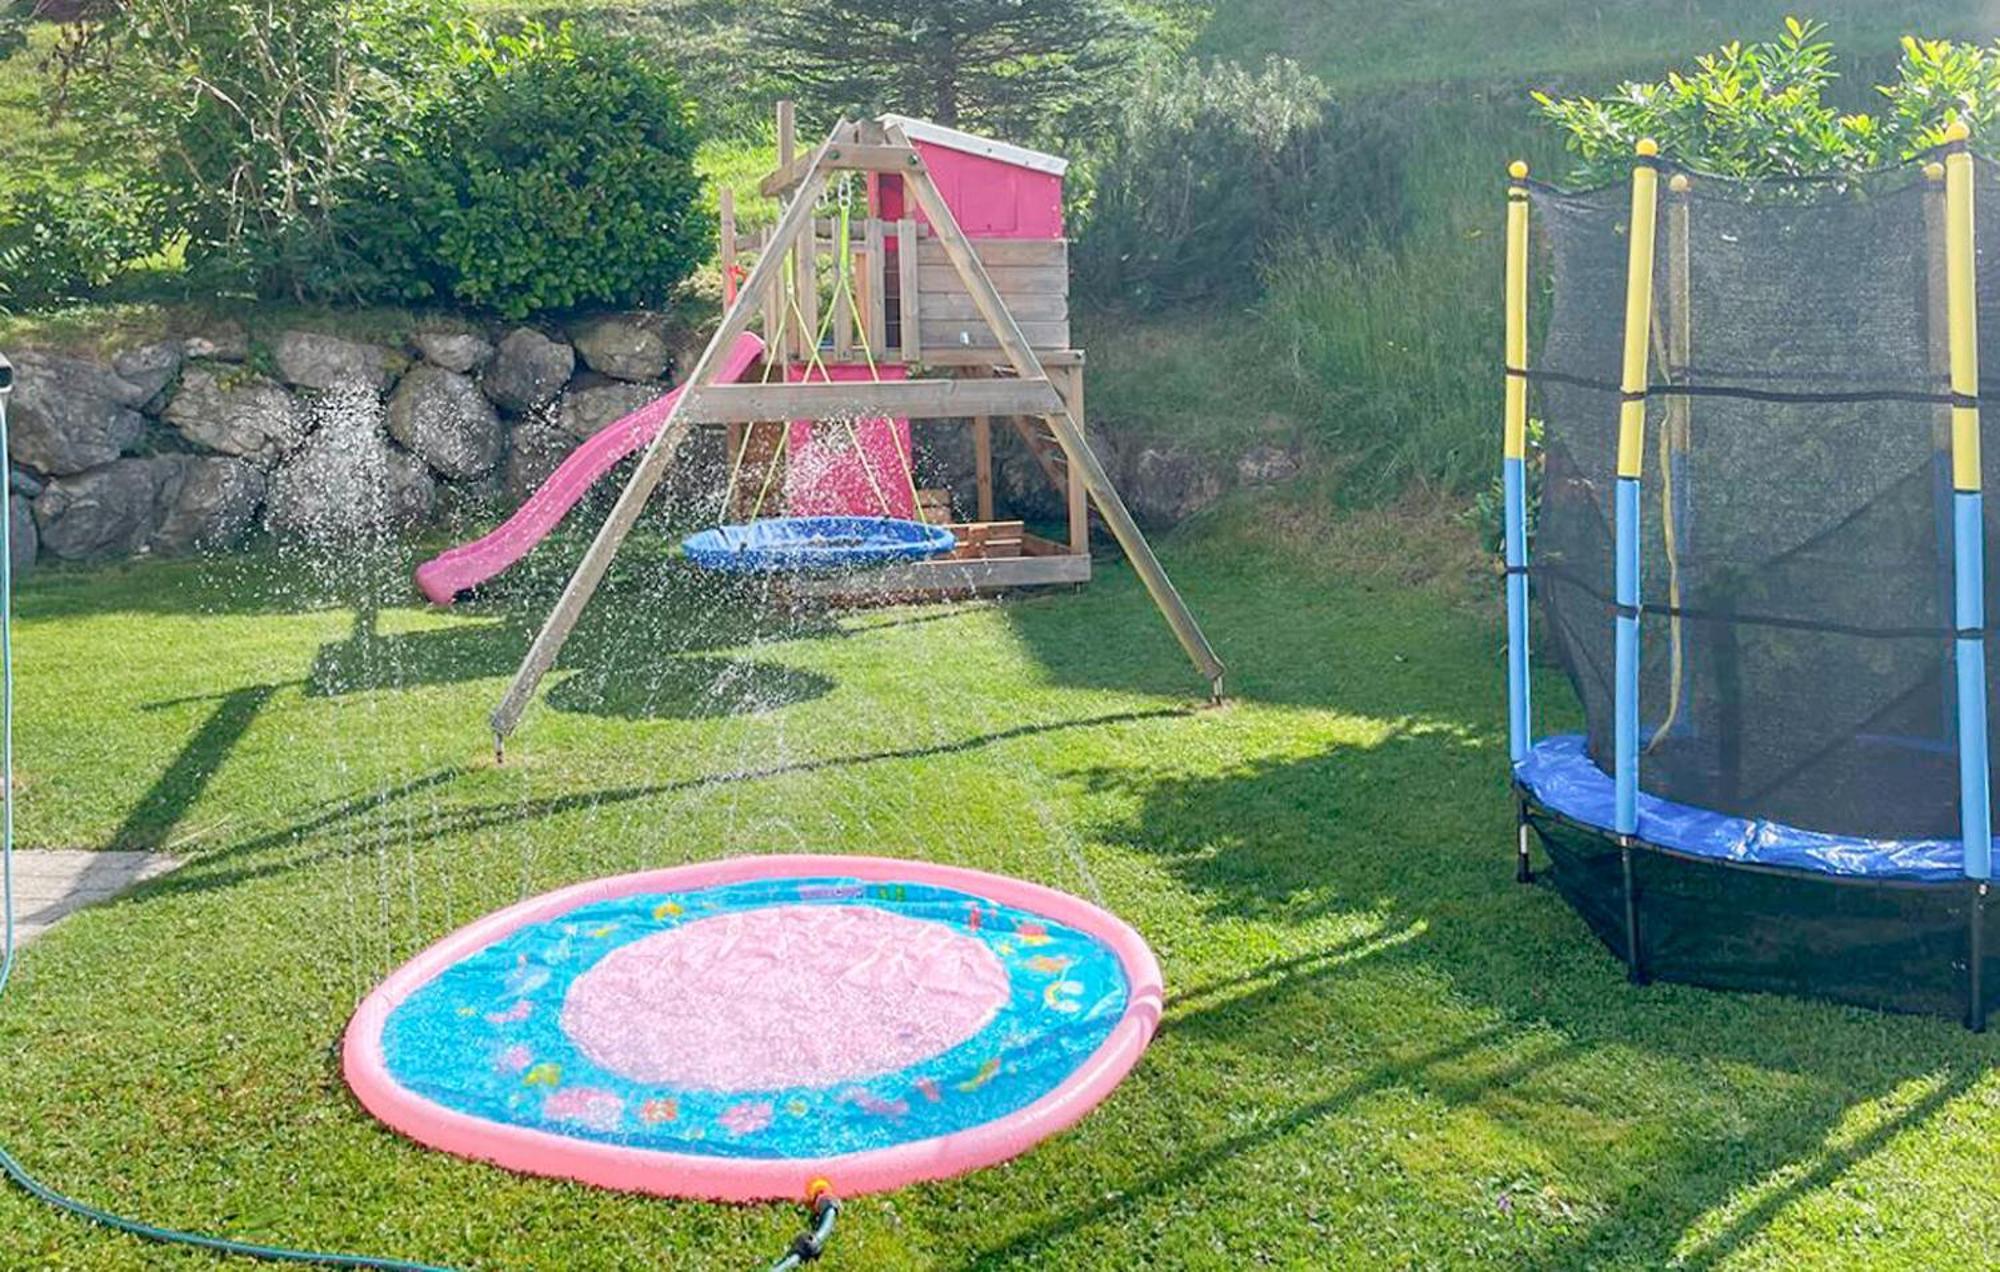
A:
0 507 1992 1270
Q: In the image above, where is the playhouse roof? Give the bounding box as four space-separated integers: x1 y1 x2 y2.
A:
877 114 1069 177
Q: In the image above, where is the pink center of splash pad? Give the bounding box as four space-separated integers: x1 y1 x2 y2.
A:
560 904 1011 1090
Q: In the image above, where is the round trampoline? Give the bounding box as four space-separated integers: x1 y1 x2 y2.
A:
681 516 956 574
343 855 1162 1200
1499 142 2000 1026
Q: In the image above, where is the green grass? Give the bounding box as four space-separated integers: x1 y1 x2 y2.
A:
3 509 2000 1268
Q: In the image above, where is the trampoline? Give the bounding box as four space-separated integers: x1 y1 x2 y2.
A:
1499 135 2000 1026
681 516 956 575
343 855 1162 1200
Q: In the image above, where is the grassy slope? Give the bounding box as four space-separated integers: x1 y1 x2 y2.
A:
3 510 2000 1269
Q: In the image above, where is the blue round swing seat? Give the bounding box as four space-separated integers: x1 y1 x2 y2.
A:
680 516 957 574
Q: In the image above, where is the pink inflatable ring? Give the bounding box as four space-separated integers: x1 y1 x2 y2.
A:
343 855 1163 1201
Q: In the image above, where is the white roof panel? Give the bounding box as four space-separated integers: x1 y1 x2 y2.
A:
877 114 1069 177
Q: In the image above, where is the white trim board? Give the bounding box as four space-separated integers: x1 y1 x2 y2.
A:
876 114 1069 177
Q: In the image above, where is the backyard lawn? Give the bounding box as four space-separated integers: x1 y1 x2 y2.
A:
0 508 1997 1270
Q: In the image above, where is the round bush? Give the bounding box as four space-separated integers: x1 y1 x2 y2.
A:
366 21 711 319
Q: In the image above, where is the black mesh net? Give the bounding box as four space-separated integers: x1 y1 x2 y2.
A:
1528 162 1984 839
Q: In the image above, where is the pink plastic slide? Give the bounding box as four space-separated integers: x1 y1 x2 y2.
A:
415 333 765 605
782 362 915 520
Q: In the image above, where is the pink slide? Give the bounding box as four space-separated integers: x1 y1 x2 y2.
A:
415 333 765 605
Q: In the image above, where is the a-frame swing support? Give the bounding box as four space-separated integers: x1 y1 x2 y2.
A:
488 120 1226 754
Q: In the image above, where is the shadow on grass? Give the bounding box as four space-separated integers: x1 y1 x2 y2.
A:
147 707 1191 901
1006 715 2000 1267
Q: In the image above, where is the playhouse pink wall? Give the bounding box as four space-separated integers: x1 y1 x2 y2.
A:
869 140 1064 239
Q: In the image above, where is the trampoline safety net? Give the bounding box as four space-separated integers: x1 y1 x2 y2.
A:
1530 160 2000 841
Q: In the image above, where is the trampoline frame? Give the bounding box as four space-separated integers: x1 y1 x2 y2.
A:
1499 131 1998 1028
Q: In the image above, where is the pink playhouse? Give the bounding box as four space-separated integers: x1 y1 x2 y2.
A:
715 107 1089 595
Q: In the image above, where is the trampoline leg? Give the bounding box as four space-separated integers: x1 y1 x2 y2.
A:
1514 803 1534 885
1971 883 1988 1033
1620 841 1647 985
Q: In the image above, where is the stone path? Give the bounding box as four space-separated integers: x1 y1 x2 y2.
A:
4 850 180 948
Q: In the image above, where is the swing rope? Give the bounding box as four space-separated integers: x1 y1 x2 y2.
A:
718 174 928 531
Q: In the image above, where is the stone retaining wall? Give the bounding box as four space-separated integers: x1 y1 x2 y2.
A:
6 312 1300 572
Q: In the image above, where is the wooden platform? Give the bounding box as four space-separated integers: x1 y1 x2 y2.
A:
792 528 1089 599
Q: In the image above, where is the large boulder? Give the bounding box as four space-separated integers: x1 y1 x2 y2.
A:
32 459 169 560
481 328 574 414
150 456 266 555
556 378 665 441
1120 441 1227 529
181 322 249 363
163 366 306 467
503 422 580 505
413 330 494 375
570 314 669 382
9 495 35 577
265 417 433 542
110 341 183 411
32 455 266 561
8 351 150 475
272 330 405 395
1236 442 1302 487
387 365 503 480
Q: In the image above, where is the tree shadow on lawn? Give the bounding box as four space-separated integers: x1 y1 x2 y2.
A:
1001 722 2000 1268
144 706 1193 903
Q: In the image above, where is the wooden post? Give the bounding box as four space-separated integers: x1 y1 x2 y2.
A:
896 218 920 363
796 216 819 359
489 136 838 749
973 409 993 521
1059 365 1088 555
888 125 1225 695
864 218 886 356
720 188 738 309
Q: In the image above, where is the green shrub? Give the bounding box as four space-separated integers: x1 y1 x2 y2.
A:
358 20 710 319
1535 20 2000 182
71 0 457 299
1875 36 2000 158
1073 57 1404 311
1532 18 1868 183
0 182 162 308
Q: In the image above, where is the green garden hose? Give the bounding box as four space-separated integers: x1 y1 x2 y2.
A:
0 361 449 1271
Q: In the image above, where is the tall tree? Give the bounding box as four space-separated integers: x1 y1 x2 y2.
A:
751 0 1139 142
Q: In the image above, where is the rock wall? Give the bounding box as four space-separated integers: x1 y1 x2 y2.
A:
6 313 696 570
6 310 1301 572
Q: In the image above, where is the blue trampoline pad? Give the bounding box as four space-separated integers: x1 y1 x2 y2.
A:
1515 734 1965 882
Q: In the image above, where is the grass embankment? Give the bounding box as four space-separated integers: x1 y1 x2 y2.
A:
4 510 2000 1268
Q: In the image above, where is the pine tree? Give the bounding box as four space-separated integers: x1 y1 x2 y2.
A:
751 0 1140 142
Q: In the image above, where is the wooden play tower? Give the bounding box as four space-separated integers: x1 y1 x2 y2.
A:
490 106 1225 751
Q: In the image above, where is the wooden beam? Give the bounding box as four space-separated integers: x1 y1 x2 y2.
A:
973 407 993 521
896 218 920 363
888 123 1226 694
790 550 1090 599
681 377 1063 424
1058 365 1089 556
489 131 840 748
863 217 886 355
823 143 922 173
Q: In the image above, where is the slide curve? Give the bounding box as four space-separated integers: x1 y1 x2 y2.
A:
415 333 765 605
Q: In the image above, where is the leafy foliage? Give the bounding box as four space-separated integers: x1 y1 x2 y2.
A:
1532 18 1870 183
1073 57 1404 310
750 0 1141 145
0 181 162 309
355 20 709 319
1876 36 2000 159
68 0 457 299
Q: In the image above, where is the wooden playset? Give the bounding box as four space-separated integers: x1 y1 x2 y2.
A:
489 105 1226 752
